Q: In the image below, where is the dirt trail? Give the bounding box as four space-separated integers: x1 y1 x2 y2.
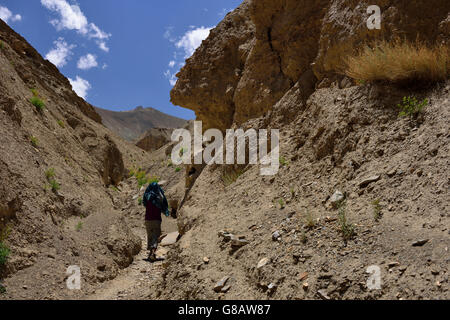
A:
87 220 176 300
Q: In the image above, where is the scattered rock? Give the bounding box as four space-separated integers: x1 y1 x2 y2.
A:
302 282 309 291
267 283 277 294
329 191 344 208
214 276 230 293
221 284 231 293
388 262 400 268
203 257 210 264
272 231 281 241
359 175 381 188
299 272 308 281
161 231 180 246
412 239 429 247
317 289 330 300
231 236 250 248
257 258 270 270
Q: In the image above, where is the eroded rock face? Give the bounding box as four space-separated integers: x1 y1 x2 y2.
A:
136 128 174 152
171 0 256 131
106 220 142 268
171 0 450 131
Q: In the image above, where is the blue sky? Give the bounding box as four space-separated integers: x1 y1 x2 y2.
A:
0 0 242 119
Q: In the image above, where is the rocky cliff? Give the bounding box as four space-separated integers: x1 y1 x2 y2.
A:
0 18 154 298
171 0 449 131
152 0 450 300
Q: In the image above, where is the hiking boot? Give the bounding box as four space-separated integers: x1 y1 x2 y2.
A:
148 252 157 262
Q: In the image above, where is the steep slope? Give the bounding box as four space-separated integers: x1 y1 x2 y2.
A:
150 0 450 300
95 106 187 142
0 19 158 299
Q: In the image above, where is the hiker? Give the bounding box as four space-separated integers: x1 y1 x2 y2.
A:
142 181 169 262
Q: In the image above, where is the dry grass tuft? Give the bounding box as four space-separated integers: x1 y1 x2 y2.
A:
345 40 449 84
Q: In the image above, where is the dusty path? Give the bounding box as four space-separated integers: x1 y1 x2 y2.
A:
87 217 177 300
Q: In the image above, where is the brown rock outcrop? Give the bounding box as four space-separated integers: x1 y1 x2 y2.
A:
171 0 450 131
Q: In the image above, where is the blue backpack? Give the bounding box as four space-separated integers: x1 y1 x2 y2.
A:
143 182 169 217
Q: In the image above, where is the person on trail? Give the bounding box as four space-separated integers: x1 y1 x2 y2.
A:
142 181 169 262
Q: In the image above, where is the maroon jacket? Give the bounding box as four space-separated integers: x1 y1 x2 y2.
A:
145 202 162 221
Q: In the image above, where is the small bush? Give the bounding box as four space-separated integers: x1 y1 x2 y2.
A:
278 198 285 209
221 167 244 186
45 168 60 192
0 242 10 266
57 120 65 128
345 40 449 84
304 211 316 229
279 156 289 167
30 97 45 112
0 41 4 50
75 221 83 232
0 284 6 294
175 167 182 173
49 179 60 192
338 203 355 241
31 88 39 97
372 199 383 221
45 168 56 180
138 197 143 206
398 96 428 118
30 136 39 148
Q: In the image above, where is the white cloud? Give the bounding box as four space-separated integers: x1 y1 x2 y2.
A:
175 26 212 58
97 41 109 52
69 76 91 99
41 0 111 51
45 37 75 68
0 6 22 23
77 53 98 70
163 26 212 86
102 63 108 70
164 70 177 86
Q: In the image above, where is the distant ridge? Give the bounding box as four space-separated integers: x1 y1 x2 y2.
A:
95 106 188 141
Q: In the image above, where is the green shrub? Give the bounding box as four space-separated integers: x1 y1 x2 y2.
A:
221 167 244 186
372 199 382 221
398 96 428 118
30 97 45 112
279 156 289 167
304 211 316 229
45 168 55 180
338 202 355 241
138 197 143 206
175 167 182 173
0 242 10 266
30 88 39 97
45 168 60 191
75 221 83 232
278 198 285 209
57 120 65 128
30 136 39 148
0 41 4 50
0 284 6 294
49 179 60 192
